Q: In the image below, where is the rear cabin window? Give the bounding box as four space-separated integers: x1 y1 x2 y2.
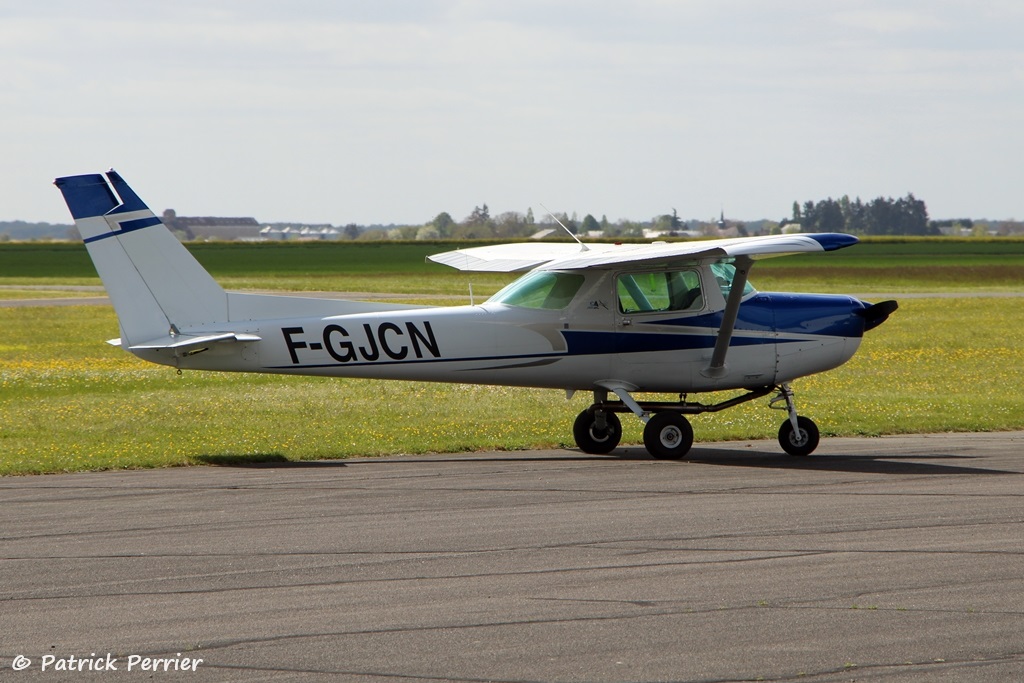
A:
488 271 585 310
617 270 704 314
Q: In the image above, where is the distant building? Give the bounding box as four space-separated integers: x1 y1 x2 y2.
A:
259 226 291 241
162 209 261 240
259 226 341 241
643 228 701 239
711 209 744 238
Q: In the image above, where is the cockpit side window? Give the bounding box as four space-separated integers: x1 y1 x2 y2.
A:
617 270 704 314
488 271 585 310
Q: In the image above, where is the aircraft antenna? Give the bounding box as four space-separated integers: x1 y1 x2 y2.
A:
541 203 589 251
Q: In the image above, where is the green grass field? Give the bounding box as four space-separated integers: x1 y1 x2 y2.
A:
2 238 1023 475
4 237 1024 295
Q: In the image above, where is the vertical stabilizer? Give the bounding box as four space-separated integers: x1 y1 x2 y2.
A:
54 171 228 346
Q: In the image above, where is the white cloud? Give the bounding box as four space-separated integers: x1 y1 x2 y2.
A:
831 9 949 34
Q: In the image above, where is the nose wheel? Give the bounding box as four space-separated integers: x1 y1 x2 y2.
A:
778 415 820 456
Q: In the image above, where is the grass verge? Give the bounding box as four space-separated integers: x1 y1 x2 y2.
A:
2 296 1022 475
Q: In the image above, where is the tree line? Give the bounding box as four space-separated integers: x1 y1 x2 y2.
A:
789 194 935 236
6 193 1020 242
380 194 952 241
363 206 737 241
372 194 944 241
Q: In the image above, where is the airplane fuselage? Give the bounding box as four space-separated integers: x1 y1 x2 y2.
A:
135 266 869 394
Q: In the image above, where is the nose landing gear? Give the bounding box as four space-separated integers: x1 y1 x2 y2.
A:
778 416 820 456
771 383 820 456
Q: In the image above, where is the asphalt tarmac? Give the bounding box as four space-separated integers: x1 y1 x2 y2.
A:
2 432 1023 682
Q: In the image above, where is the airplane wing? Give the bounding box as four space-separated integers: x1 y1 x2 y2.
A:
426 242 601 272
428 233 858 272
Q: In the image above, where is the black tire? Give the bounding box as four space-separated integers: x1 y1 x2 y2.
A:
573 409 622 454
778 416 820 456
643 412 694 460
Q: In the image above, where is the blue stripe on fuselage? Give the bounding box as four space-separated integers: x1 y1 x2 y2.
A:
561 329 771 356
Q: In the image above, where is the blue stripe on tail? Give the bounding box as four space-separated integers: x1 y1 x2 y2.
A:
106 170 151 215
53 174 120 219
82 216 163 244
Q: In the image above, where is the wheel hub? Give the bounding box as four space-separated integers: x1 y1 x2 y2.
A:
660 426 682 447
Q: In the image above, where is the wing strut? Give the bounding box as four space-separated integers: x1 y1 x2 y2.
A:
702 256 753 379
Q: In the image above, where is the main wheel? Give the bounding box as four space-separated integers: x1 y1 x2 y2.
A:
573 409 622 454
778 416 820 456
643 413 694 460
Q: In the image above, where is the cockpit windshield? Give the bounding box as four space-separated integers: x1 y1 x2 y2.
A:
710 261 757 299
487 271 585 310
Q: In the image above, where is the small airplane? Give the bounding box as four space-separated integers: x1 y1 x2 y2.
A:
55 170 897 459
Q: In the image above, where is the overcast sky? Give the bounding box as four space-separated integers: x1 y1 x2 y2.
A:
3 1 1022 225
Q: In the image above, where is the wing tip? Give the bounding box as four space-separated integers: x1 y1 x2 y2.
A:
808 233 859 252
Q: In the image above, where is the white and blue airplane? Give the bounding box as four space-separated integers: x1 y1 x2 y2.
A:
55 170 897 459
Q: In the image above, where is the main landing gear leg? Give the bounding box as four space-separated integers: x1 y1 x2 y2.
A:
605 384 695 460
573 384 695 460
772 383 820 456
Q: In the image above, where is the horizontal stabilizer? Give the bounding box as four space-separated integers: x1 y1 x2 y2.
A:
108 332 262 351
